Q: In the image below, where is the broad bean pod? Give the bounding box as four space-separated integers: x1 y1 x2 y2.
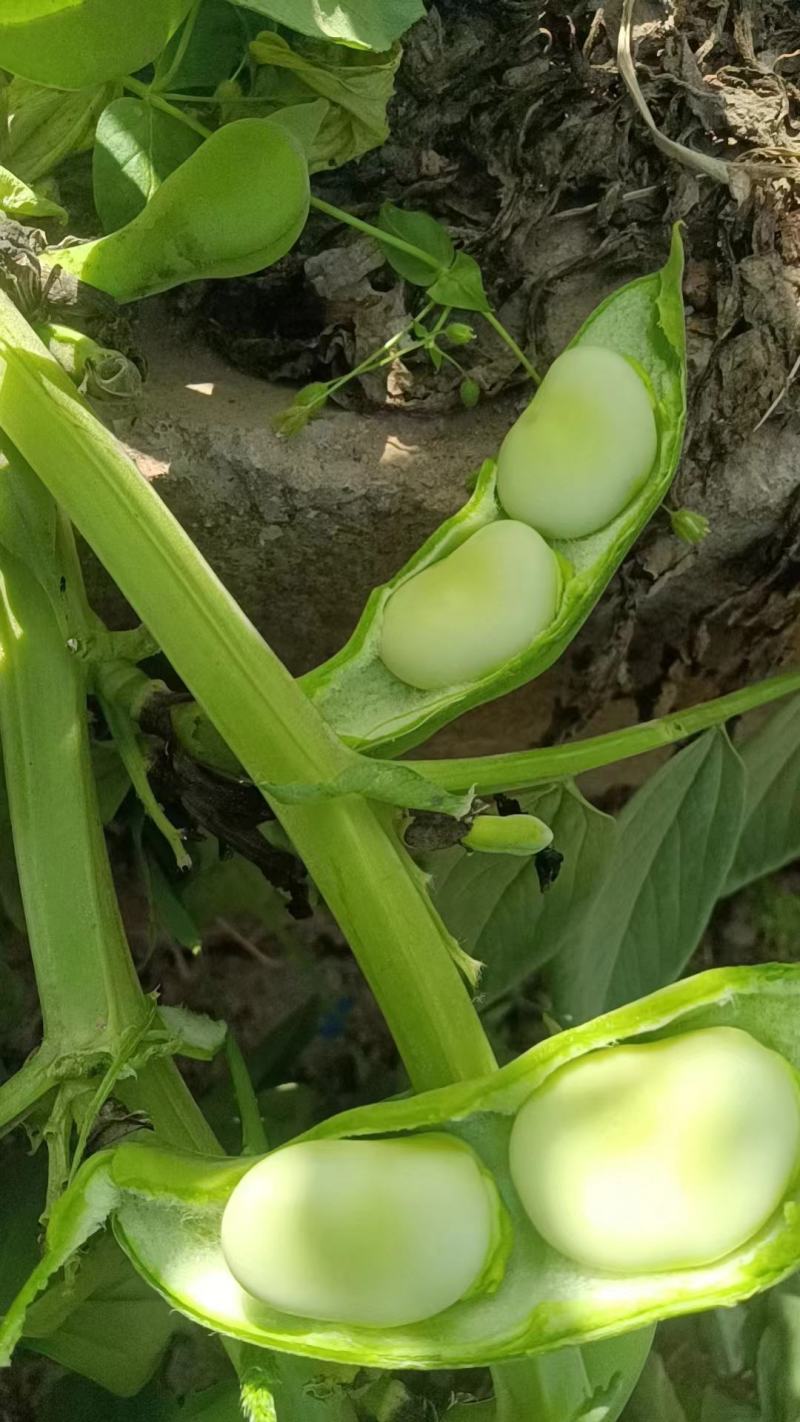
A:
301 228 686 756
0 1 194 90
4 964 800 1372
40 120 311 304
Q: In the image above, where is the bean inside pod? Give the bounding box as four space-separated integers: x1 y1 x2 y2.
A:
221 1135 500 1326
379 519 561 691
509 1026 800 1274
496 346 658 540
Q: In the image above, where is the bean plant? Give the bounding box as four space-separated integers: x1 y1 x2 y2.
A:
0 4 799 1421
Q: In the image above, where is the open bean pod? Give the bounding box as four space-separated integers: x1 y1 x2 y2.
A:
5 964 800 1372
301 227 686 756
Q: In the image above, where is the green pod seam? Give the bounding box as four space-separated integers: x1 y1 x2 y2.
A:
8 964 794 1371
300 227 686 756
40 119 311 304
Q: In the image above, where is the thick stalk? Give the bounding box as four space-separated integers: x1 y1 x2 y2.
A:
408 667 800 795
0 295 494 1090
0 458 215 1151
0 545 144 1046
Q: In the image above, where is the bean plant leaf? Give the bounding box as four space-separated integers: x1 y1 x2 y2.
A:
547 729 746 1025
427 251 491 313
263 755 474 818
376 201 455 286
232 0 424 51
25 1234 175 1397
0 164 66 221
623 1354 688 1422
152 0 262 92
302 228 687 756
724 694 800 896
93 98 203 234
0 0 195 90
250 32 401 169
1 77 113 184
756 1276 800 1422
430 784 616 1004
264 98 331 159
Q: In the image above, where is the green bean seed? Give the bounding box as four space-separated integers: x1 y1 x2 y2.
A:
497 346 658 540
379 520 561 691
509 1027 800 1273
220 1136 496 1326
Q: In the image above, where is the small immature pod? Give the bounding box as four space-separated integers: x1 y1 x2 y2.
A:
221 1136 497 1327
462 813 553 856
509 1027 800 1274
496 347 658 540
379 520 560 691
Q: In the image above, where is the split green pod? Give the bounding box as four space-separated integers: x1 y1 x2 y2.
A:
42 119 311 304
5 964 800 1372
302 229 686 755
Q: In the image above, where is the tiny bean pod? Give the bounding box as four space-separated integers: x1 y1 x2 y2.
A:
378 520 561 692
462 813 553 856
496 347 658 541
42 120 310 304
221 1136 501 1326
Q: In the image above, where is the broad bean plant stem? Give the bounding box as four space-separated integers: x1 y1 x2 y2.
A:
0 465 216 1158
409 666 800 795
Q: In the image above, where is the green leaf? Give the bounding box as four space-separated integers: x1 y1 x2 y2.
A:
431 784 616 1005
181 843 286 937
757 1284 800 1422
0 163 66 220
232 0 424 51
157 1004 227 1061
42 1377 172 1422
153 0 261 92
93 98 203 233
2 76 113 183
0 1140 47 1315
700 1391 760 1422
548 730 746 1023
26 1234 176 1396
0 0 195 90
624 1354 688 1422
725 695 800 896
91 740 132 824
264 98 332 161
264 756 474 818
250 32 401 170
428 251 491 313
376 201 454 286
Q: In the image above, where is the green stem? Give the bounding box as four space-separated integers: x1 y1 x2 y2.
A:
0 541 144 1047
408 667 800 795
484 309 541 385
123 75 211 139
310 194 442 272
0 295 494 1091
0 450 215 1155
